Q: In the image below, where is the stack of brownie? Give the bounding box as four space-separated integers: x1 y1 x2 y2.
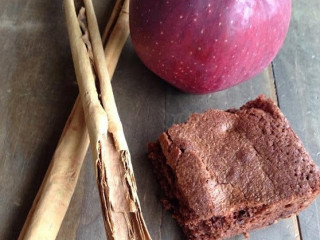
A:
148 95 320 239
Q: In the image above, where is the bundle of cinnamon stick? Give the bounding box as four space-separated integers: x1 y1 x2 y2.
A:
18 0 151 239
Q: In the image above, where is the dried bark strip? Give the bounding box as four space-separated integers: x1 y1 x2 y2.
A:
64 0 151 239
18 1 129 239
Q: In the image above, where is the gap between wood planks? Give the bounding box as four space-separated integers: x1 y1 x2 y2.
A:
268 63 302 240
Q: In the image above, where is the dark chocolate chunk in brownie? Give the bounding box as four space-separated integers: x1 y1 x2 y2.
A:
148 95 320 240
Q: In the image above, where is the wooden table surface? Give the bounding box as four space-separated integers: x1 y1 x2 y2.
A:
1 0 319 239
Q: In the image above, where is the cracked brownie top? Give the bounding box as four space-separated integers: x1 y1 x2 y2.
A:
158 95 320 221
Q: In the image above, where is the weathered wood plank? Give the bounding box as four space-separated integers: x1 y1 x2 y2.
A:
272 1 320 239
164 67 298 240
0 0 79 239
0 0 317 239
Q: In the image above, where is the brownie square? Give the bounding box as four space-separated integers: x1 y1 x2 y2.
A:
148 95 320 240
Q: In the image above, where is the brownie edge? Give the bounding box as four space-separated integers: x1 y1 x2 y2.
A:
148 95 320 240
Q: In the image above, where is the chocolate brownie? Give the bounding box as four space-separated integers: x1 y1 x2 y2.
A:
148 95 320 240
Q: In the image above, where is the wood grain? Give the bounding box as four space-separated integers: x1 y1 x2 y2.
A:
0 0 78 239
272 1 320 240
0 0 318 239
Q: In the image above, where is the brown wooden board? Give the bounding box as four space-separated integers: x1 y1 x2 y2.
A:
0 0 78 239
0 0 318 239
272 1 320 240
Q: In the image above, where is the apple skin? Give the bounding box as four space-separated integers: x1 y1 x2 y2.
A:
129 0 291 94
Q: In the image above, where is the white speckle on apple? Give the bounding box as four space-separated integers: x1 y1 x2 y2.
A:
312 55 316 59
130 0 290 93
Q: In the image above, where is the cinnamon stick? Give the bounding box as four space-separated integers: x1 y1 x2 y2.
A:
18 1 129 239
64 0 151 239
101 0 126 44
18 97 88 240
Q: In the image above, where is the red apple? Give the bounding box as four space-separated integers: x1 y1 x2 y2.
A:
129 0 291 94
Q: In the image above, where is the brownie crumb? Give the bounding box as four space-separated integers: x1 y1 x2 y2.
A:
148 95 320 240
